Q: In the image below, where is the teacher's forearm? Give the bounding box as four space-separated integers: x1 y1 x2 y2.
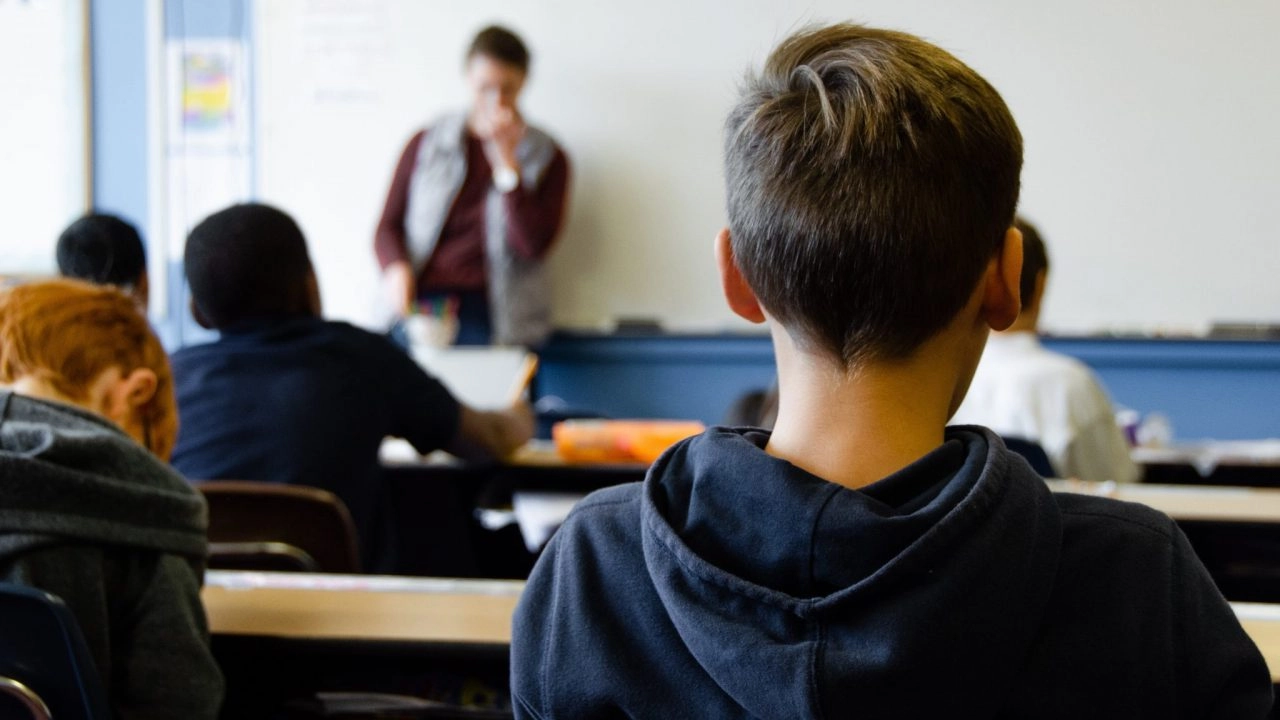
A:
374 225 411 269
374 130 428 268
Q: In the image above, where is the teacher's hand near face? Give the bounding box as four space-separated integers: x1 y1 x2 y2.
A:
483 106 526 177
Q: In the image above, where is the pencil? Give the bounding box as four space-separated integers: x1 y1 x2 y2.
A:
509 353 540 405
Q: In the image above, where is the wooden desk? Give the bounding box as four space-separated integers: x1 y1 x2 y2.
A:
384 441 1280 512
381 438 647 495
205 572 522 717
204 572 1280 685
204 571 522 646
377 441 648 577
378 441 1280 578
1052 481 1280 604
1134 442 1280 488
379 438 1280 584
1134 442 1280 469
1049 481 1280 523
1234 604 1280 683
382 437 648 472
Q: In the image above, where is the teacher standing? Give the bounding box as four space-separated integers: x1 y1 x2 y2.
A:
375 25 570 347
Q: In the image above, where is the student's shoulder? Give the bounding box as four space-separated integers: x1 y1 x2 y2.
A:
1049 492 1190 616
519 484 644 611
546 483 645 556
170 321 378 361
318 318 388 343
170 337 224 365
1034 347 1107 391
315 320 414 361
562 483 643 528
1053 491 1175 542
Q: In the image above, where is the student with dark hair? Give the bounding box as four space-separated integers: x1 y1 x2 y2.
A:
0 279 222 718
511 24 1270 717
56 212 149 310
171 203 533 572
375 24 570 347
951 217 1140 482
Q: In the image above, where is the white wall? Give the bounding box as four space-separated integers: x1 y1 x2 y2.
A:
255 0 1280 335
0 0 87 276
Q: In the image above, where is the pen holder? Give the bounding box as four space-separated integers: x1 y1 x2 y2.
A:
403 313 458 349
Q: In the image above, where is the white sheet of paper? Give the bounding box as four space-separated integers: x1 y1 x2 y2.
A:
513 491 585 552
409 346 534 410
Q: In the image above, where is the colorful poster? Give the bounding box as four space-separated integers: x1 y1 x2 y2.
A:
181 50 235 132
167 39 247 150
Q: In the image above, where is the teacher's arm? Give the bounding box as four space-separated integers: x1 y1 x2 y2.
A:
375 130 427 313
503 148 571 261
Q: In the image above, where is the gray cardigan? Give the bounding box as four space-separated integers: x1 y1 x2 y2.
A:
0 391 223 719
405 111 559 346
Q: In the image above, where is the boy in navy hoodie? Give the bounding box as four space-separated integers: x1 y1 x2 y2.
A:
511 23 1271 718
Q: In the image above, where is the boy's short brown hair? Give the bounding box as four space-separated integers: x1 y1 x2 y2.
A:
724 24 1022 366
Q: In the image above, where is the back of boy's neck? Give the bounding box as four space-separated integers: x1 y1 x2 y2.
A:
765 350 952 491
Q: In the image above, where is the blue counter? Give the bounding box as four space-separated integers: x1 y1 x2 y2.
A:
535 333 1280 441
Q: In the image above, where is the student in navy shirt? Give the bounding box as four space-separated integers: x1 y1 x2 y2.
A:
171 203 532 572
511 24 1272 717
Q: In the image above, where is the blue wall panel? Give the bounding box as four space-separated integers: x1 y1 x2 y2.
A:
90 0 149 227
537 333 1280 441
1045 339 1280 440
537 334 778 426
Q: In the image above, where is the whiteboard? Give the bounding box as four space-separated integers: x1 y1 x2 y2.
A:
255 0 1280 336
0 0 88 276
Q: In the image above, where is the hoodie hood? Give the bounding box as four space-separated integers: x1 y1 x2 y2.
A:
0 391 207 561
640 426 1062 718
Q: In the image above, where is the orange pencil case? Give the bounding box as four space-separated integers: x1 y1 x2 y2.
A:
552 419 706 464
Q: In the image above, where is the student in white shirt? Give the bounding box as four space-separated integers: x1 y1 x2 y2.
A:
951 218 1140 482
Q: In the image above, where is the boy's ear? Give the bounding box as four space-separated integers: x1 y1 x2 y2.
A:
715 228 766 324
983 225 1024 331
133 271 150 309
190 297 214 329
100 367 158 428
118 368 159 410
305 269 323 317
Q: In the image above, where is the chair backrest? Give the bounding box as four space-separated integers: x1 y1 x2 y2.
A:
0 583 111 720
1002 436 1058 478
198 481 362 574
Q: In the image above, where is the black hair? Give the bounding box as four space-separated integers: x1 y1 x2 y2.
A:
184 203 314 328
724 24 1023 366
56 213 147 288
467 25 530 72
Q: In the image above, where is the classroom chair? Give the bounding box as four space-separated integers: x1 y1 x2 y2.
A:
0 583 110 720
198 481 362 573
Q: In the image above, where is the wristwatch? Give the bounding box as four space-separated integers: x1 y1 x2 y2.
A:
493 164 520 193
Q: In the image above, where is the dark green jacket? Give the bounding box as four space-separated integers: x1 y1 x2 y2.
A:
0 391 223 719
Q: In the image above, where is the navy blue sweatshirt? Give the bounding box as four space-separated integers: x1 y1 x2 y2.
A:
512 427 1271 718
